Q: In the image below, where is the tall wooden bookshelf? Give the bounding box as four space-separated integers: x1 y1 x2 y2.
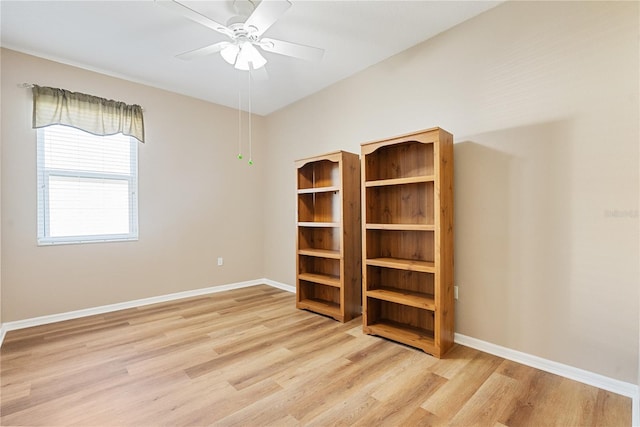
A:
295 151 362 322
361 128 454 357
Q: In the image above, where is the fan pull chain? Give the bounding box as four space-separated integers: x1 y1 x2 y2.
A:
235 70 254 166
237 79 243 160
248 70 253 166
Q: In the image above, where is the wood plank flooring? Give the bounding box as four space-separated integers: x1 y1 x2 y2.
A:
0 285 631 426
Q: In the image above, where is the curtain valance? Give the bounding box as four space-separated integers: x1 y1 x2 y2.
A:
32 85 145 143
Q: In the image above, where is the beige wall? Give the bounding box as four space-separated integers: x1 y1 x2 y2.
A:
1 48 265 321
264 1 639 383
0 50 3 329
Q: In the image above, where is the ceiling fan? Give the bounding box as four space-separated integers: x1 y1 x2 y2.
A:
157 0 324 71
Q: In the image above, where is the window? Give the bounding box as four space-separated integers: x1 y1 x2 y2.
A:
37 125 138 245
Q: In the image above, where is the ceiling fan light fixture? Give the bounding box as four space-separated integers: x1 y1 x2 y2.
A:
235 41 267 70
221 44 240 65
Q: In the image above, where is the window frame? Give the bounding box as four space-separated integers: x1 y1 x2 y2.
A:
36 126 139 245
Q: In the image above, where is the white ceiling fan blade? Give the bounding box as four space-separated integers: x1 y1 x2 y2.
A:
244 0 292 37
155 0 233 38
260 38 324 62
176 41 231 60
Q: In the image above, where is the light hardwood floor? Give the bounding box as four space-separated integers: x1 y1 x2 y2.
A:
0 285 631 426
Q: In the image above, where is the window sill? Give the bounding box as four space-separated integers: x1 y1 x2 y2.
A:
37 236 139 246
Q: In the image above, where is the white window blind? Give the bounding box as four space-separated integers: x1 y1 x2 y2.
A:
37 125 138 245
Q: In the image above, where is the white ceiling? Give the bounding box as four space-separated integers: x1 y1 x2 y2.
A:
1 0 500 115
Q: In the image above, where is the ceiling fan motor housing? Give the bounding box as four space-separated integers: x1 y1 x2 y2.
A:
227 22 260 43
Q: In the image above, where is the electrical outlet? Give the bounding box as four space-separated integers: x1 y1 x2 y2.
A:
217 257 223 266
454 286 459 300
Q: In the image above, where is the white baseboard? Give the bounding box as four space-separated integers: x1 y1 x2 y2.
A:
0 280 635 426
0 278 268 345
0 323 6 348
262 278 296 293
455 333 639 426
